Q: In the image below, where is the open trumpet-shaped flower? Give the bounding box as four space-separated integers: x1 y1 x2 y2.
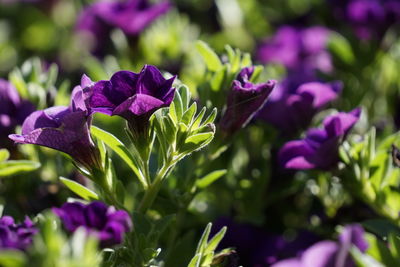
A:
0 216 38 251
85 65 175 136
9 75 101 171
219 67 276 134
53 201 132 247
279 108 361 170
257 80 342 135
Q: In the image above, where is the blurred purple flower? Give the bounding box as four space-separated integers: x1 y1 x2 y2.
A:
53 201 132 247
9 75 102 170
219 67 276 134
257 80 342 135
84 65 175 136
330 0 400 40
0 79 35 149
257 26 332 73
272 224 368 267
0 216 37 250
279 108 361 170
76 0 170 53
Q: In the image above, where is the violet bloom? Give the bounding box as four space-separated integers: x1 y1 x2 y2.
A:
53 201 132 247
0 216 38 250
279 108 361 170
257 80 342 135
219 67 275 134
77 0 170 53
272 224 368 267
0 79 35 149
257 26 332 73
84 65 175 136
9 75 102 171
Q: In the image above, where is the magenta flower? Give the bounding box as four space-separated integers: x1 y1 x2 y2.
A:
0 79 35 149
257 26 332 73
9 75 101 171
0 216 38 251
257 80 342 135
219 67 276 134
279 108 361 170
272 224 368 267
53 201 132 247
84 65 175 135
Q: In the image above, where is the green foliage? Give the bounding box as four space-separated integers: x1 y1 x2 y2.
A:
0 149 40 177
59 177 99 201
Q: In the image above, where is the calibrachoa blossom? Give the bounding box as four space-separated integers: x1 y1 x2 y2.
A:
53 201 132 247
257 26 332 73
8 75 101 171
77 0 170 53
257 80 342 135
272 224 368 267
279 108 361 170
329 0 400 40
219 67 275 134
84 65 175 136
0 216 38 250
0 79 35 149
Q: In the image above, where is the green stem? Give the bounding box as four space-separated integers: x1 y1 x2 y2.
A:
137 160 174 214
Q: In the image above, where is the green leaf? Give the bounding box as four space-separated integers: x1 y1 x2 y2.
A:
351 246 385 267
191 107 206 130
0 160 40 177
0 250 26 267
60 177 99 201
196 223 212 254
204 226 227 254
389 233 400 258
172 90 184 121
187 254 201 267
202 108 217 125
328 32 355 64
179 85 191 110
0 149 10 162
196 170 227 188
196 41 222 72
91 126 147 188
183 133 214 153
182 102 197 126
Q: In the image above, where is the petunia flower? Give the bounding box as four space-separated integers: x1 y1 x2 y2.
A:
257 80 342 135
53 201 132 247
84 65 175 137
0 79 35 149
8 75 101 171
0 215 38 251
271 224 368 267
76 0 170 54
257 26 332 73
219 67 276 134
278 108 361 170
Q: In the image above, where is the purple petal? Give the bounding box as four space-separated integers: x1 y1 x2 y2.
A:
85 201 108 229
301 241 338 267
113 94 165 117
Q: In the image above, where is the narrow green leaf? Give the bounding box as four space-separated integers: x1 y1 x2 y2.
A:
185 133 214 147
328 32 355 64
196 170 227 188
196 41 222 72
196 223 212 254
191 107 206 130
351 247 384 267
0 149 10 162
204 226 227 254
60 177 99 201
179 85 191 110
210 68 226 92
389 234 400 258
0 160 40 177
91 126 147 188
187 254 201 267
181 102 197 126
202 108 217 125
0 250 26 267
169 102 178 123
173 89 183 121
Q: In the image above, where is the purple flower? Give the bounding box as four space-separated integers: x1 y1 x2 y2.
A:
84 65 175 136
0 79 35 149
279 108 361 170
329 0 400 40
257 80 342 135
272 224 368 267
53 201 132 247
257 26 332 73
219 67 276 134
0 216 38 250
76 0 170 53
9 75 101 171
